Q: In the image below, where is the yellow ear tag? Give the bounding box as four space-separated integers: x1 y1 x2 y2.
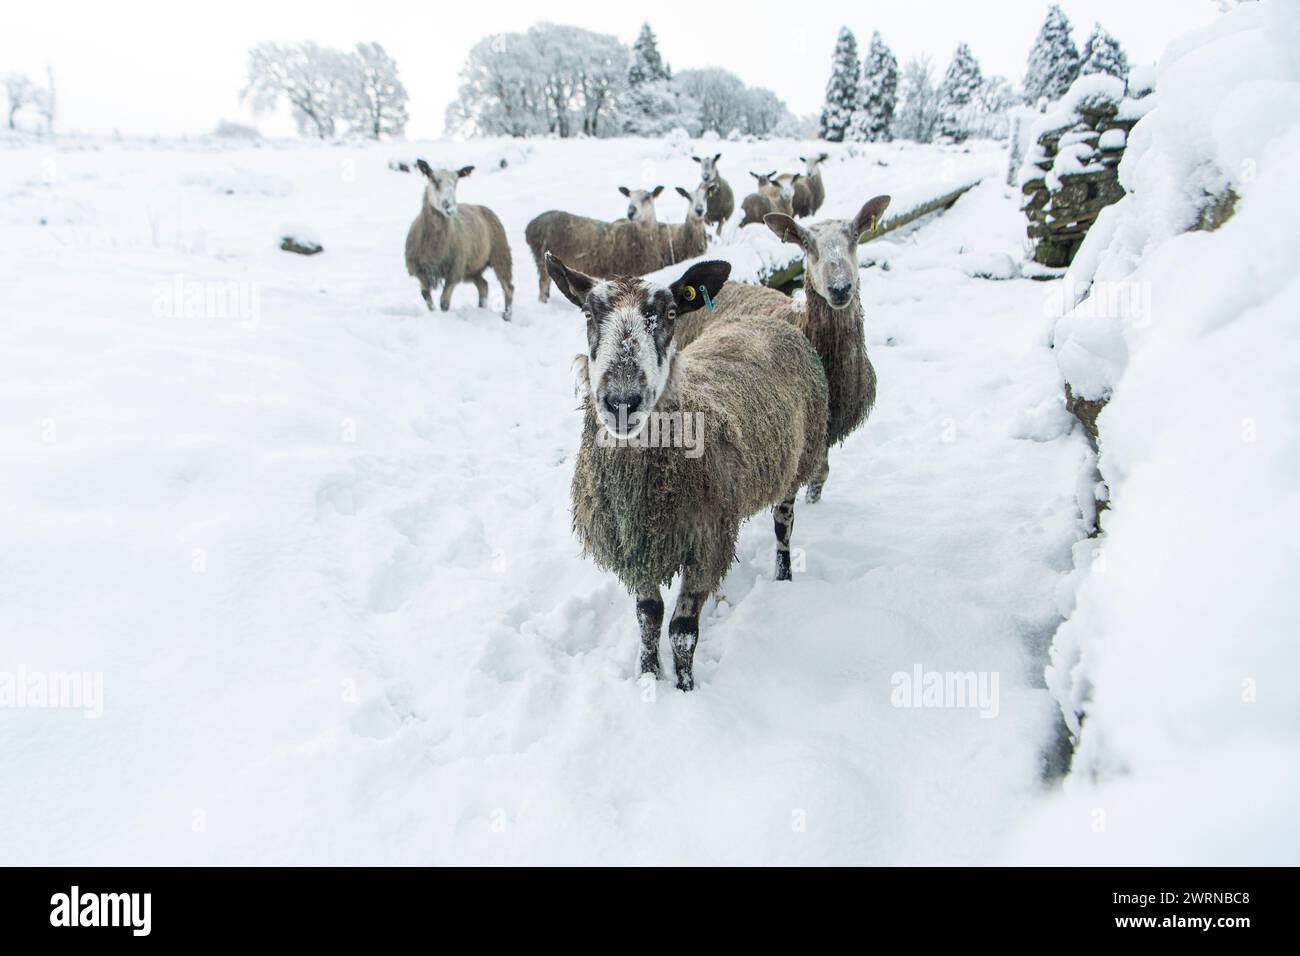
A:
683 286 696 302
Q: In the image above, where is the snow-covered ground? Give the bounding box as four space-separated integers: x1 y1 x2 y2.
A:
0 135 1091 864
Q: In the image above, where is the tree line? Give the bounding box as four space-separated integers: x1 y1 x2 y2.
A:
446 23 801 140
820 5 1130 144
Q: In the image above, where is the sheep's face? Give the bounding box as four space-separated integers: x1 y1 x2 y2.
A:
619 186 662 224
775 173 801 200
693 152 723 184
415 160 474 217
750 170 777 189
799 152 830 177
675 183 712 222
766 195 891 310
544 255 732 440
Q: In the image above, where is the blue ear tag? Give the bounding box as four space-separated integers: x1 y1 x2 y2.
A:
699 285 715 311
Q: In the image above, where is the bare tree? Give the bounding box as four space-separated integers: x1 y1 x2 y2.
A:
242 42 355 139
350 42 409 140
5 74 38 130
893 56 941 143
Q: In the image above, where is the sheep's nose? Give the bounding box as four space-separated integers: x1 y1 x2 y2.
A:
828 282 852 304
627 209 636 220
604 392 642 417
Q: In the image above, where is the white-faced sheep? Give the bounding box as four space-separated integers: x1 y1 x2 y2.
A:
738 171 796 227
776 173 814 219
764 195 891 501
797 152 830 215
547 254 829 690
405 160 514 320
525 187 664 303
692 152 735 235
658 184 712 267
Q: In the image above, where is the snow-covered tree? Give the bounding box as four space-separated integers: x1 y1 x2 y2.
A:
1080 24 1129 85
627 23 668 86
1024 4 1080 105
968 75 1017 139
348 42 409 140
849 31 898 142
446 24 626 138
446 33 542 137
622 23 697 135
4 74 39 130
819 27 860 142
893 56 940 143
242 42 356 139
937 43 983 142
674 67 791 138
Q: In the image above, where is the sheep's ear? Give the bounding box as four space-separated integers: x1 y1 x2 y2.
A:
765 213 810 249
415 159 433 179
851 195 891 240
713 152 721 162
792 173 802 182
818 152 829 163
706 182 718 194
691 155 702 163
675 186 691 200
671 260 731 315
798 155 806 163
651 185 664 198
545 253 596 310
456 165 474 179
750 171 763 181
618 186 631 197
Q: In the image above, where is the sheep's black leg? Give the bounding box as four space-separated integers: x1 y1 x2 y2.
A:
806 449 830 503
774 495 796 581
668 591 706 691
636 590 664 677
419 283 433 311
439 282 455 312
537 268 550 304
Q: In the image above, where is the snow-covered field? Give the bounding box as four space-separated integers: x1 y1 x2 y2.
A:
2 135 1093 864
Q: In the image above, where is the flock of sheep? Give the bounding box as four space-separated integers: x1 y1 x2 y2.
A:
403 151 889 690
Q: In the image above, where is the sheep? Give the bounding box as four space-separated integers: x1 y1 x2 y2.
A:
525 186 663 303
763 195 891 502
798 152 830 215
738 171 795 227
776 173 814 218
547 253 829 690
691 152 735 235
658 184 712 267
405 160 514 320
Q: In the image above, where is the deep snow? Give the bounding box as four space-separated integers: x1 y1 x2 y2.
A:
0 135 1090 864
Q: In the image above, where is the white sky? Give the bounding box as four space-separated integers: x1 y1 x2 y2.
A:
2 0 1221 138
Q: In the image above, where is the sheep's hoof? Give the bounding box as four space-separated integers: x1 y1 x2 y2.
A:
776 552 793 581
675 671 694 692
806 483 823 504
501 311 512 322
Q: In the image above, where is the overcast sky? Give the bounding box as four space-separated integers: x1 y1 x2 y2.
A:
3 0 1222 139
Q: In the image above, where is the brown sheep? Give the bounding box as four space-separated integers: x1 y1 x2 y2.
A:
405 160 513 320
